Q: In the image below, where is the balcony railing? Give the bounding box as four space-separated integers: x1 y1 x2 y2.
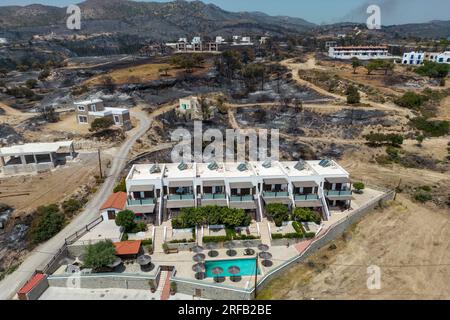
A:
230 195 254 202
168 194 195 201
263 191 289 198
325 190 352 197
127 198 155 206
294 194 319 201
202 193 226 200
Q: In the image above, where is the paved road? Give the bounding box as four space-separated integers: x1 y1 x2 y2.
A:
0 109 151 300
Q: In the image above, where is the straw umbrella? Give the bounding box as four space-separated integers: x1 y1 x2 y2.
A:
258 244 269 251
258 252 272 260
208 250 219 258
226 249 237 257
107 257 122 269
195 272 206 280
212 266 224 283
137 255 151 266
261 260 273 267
193 253 206 262
224 241 235 249
228 266 241 282
192 245 204 253
192 263 205 273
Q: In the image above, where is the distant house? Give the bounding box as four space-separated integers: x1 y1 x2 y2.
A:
74 98 131 130
435 51 450 64
402 51 450 65
178 96 202 120
402 51 424 65
328 46 390 60
0 141 76 176
100 192 127 221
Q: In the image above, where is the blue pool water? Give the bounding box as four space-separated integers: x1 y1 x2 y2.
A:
205 258 260 278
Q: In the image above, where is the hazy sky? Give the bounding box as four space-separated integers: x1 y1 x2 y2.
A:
2 0 450 25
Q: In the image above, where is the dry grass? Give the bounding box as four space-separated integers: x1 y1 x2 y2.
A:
258 195 450 300
85 61 212 86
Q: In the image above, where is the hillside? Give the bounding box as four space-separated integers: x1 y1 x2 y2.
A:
0 0 315 39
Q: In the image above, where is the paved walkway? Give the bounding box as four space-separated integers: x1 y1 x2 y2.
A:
153 226 165 253
160 270 172 300
258 219 272 246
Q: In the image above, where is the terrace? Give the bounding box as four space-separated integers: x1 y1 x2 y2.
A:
197 162 228 207
164 162 196 209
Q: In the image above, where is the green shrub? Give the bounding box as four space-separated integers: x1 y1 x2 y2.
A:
364 133 404 147
292 208 321 224
416 61 450 78
410 117 449 137
283 233 304 239
346 85 360 104
414 192 432 203
90 117 114 132
395 91 428 110
266 203 289 227
115 210 137 233
29 204 65 244
353 182 365 193
141 239 153 246
83 240 116 270
292 221 305 235
202 236 229 243
113 178 126 193
131 222 148 233
271 233 283 239
171 206 251 229
305 232 316 239
61 198 83 217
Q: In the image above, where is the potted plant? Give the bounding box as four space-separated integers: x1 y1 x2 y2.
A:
149 279 157 293
170 281 177 295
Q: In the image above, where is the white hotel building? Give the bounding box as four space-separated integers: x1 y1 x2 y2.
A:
124 160 353 225
328 46 390 60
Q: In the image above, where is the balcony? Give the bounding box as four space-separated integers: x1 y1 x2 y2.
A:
262 191 291 204
166 194 195 209
201 193 227 207
126 198 156 213
294 194 322 208
324 190 353 200
229 195 256 210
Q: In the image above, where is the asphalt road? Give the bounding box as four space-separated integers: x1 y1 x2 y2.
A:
0 109 151 300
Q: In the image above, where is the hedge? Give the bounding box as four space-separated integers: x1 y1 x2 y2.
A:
203 236 230 243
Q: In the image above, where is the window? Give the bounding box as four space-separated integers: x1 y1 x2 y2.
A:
78 115 88 123
114 115 120 124
77 105 85 112
90 104 97 112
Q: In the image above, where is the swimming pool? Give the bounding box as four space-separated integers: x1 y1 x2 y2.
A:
204 258 260 278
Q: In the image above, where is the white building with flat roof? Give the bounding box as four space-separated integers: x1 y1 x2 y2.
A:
402 51 425 65
124 160 352 225
0 141 76 176
329 46 390 60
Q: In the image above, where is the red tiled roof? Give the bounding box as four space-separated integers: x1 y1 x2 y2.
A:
100 192 127 211
114 240 141 256
18 273 46 295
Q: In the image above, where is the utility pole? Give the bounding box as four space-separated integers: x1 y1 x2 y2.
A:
254 253 259 299
98 149 103 180
394 178 402 201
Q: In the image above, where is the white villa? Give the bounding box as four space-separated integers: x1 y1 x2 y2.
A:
0 141 76 175
74 98 131 130
328 46 390 60
124 160 353 226
402 51 450 65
